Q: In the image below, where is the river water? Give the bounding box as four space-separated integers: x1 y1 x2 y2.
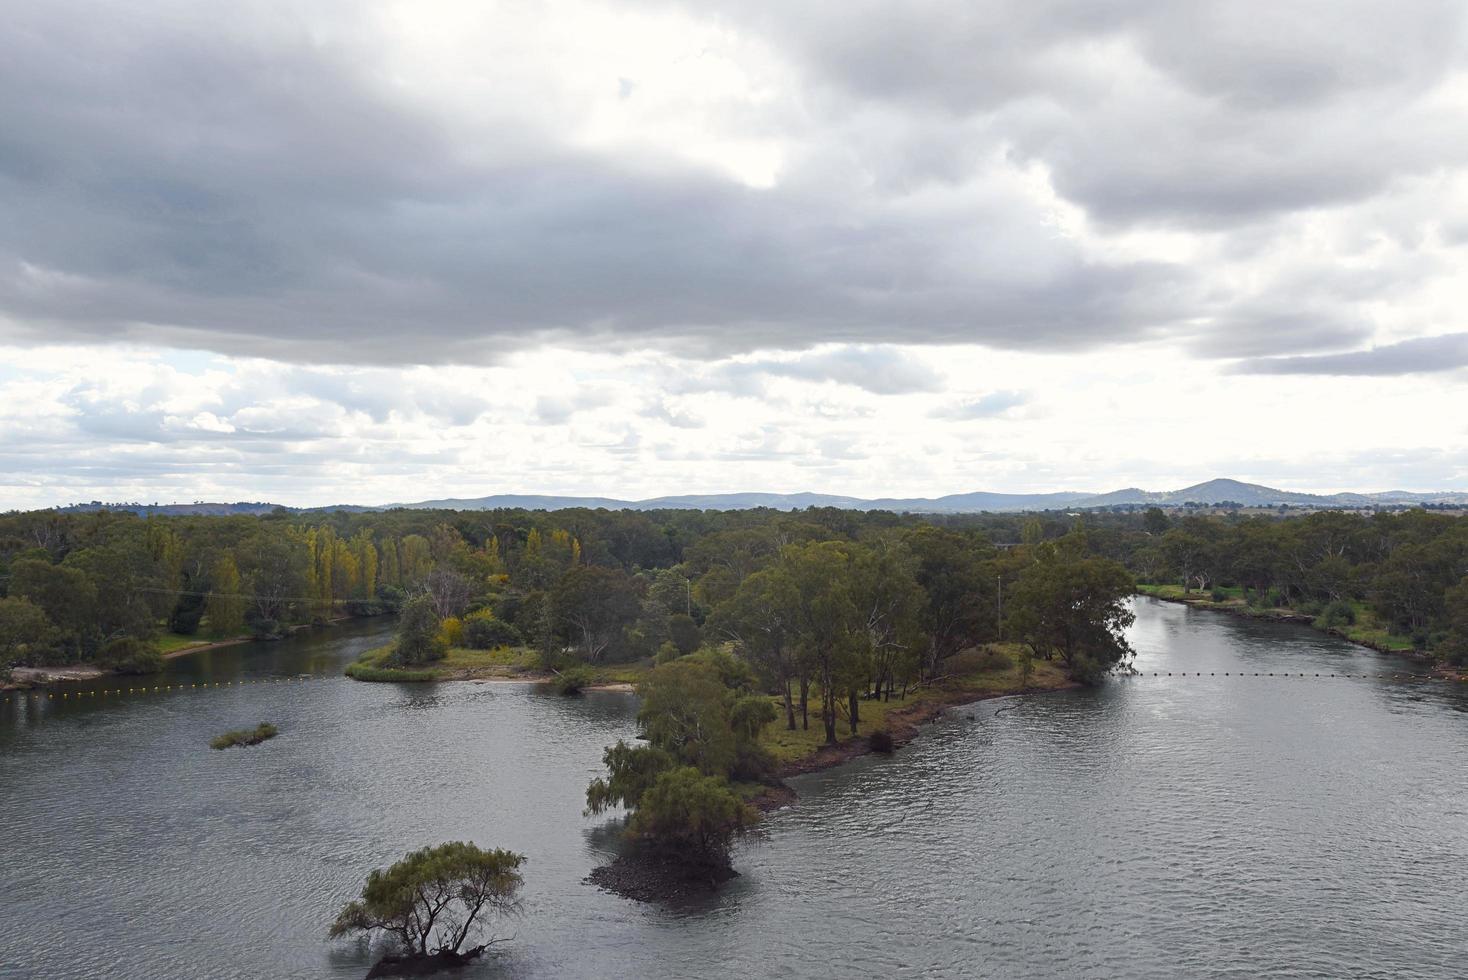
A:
1 599 1465 979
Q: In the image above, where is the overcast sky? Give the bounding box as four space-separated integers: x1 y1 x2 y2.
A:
3 0 1467 507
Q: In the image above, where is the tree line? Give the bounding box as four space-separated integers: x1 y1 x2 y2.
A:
1118 507 1468 663
7 500 1464 687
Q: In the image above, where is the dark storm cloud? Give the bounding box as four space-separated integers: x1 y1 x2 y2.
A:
1229 333 1468 376
0 0 1194 365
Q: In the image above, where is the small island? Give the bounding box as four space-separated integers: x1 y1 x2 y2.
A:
209 722 279 750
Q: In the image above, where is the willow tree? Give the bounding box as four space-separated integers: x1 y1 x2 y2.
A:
330 842 524 964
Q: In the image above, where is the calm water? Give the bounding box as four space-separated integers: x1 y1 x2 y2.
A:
2 600 1465 979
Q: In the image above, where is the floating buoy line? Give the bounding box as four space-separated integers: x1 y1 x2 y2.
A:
3 674 335 704
3 669 1463 707
1117 671 1461 681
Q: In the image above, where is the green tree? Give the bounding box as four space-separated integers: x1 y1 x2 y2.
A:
550 565 643 662
9 558 95 658
635 658 741 777
0 596 57 667
625 766 758 870
205 555 246 637
710 564 801 729
393 594 446 665
1143 507 1170 535
329 842 524 961
667 613 701 655
905 526 995 679
778 541 862 745
849 540 926 718
1006 546 1136 684
585 742 677 814
1439 576 1468 666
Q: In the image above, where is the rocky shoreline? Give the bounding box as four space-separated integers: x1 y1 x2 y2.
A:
585 854 738 904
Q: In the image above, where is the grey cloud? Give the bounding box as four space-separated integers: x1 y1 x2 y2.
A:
1189 311 1374 359
0 0 1462 372
931 390 1029 419
1229 333 1468 376
0 0 1195 365
723 347 943 395
642 399 705 429
693 0 1468 226
534 389 616 424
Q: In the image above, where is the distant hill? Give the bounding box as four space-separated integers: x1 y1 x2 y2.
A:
56 501 284 516
49 479 1468 516
1068 478 1468 510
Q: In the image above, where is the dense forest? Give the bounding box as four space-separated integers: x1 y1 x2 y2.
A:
2 503 1465 690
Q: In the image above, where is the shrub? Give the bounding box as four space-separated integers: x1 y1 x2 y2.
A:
437 616 464 648
668 614 701 655
99 636 163 675
1320 600 1357 628
392 595 446 665
869 729 895 754
462 613 523 650
247 616 284 640
344 598 386 617
654 641 682 666
375 585 407 614
168 594 204 635
344 662 438 682
553 666 595 695
210 722 278 750
1209 587 1228 602
943 647 1010 675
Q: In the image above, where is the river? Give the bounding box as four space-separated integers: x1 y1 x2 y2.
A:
1 599 1465 979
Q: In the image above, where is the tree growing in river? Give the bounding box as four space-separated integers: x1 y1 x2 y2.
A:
626 767 758 870
329 842 524 964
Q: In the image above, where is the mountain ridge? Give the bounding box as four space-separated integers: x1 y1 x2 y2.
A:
47 478 1468 516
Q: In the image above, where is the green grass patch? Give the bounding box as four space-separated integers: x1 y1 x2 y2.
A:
344 641 652 685
210 722 278 750
156 634 211 654
343 662 439 682
1325 605 1417 652
1142 586 1421 654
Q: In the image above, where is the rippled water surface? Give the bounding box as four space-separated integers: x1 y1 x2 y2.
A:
2 600 1465 979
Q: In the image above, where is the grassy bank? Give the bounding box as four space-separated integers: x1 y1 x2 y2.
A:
737 646 1076 811
344 643 649 686
1137 584 1420 655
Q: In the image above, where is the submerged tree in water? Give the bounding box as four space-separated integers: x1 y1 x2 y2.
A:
626 766 758 870
329 842 524 962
